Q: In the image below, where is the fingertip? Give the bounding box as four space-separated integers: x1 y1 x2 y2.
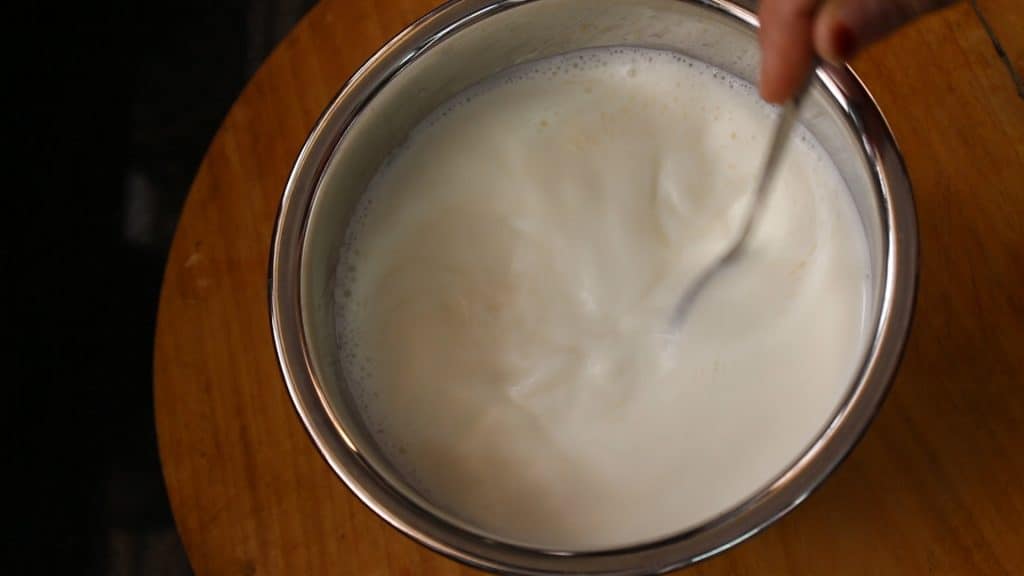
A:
757 0 817 102
759 74 787 103
814 2 859 65
759 44 814 103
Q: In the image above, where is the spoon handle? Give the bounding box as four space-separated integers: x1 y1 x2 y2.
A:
669 89 808 329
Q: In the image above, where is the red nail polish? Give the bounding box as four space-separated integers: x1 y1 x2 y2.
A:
833 23 857 62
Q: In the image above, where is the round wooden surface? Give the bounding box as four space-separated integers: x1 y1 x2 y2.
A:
155 1 1024 573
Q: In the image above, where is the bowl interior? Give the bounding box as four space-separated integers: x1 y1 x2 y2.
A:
297 0 885 553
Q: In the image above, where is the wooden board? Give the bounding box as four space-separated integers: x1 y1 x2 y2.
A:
154 1 1024 573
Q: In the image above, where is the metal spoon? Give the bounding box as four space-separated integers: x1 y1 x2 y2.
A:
668 92 806 329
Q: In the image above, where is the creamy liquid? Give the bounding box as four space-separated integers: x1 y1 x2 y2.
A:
335 48 870 549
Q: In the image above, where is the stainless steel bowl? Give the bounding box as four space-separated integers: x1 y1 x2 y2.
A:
270 0 918 573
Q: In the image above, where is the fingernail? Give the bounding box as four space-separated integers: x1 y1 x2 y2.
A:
831 22 857 62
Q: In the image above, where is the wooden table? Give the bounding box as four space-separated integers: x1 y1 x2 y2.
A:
155 1 1024 573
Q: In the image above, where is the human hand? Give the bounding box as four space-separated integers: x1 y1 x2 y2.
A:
758 0 957 102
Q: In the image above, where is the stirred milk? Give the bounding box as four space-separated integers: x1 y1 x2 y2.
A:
335 48 870 549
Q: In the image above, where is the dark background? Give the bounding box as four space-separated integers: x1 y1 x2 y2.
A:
12 1 315 573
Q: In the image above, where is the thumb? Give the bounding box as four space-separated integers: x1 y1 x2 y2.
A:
813 0 956 63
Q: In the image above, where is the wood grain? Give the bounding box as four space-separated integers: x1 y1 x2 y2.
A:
154 1 1024 574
